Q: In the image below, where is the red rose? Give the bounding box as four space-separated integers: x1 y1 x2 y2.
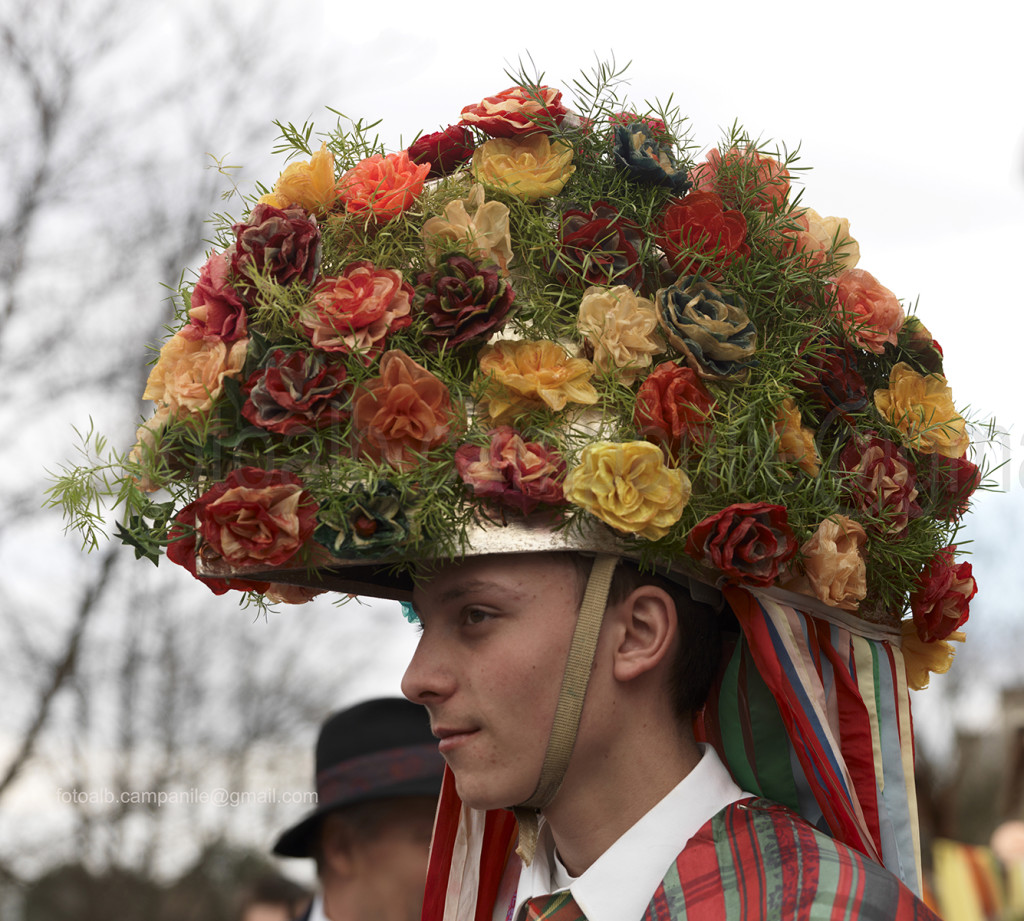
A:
408 125 475 179
633 362 716 456
685 501 798 587
241 349 350 435
656 191 749 279
301 261 413 360
455 426 566 514
910 546 977 642
548 201 645 291
917 453 981 521
691 147 790 213
352 350 453 471
182 249 248 342
460 85 567 138
231 203 321 288
838 434 922 536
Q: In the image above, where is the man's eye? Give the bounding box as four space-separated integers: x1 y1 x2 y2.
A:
465 608 490 625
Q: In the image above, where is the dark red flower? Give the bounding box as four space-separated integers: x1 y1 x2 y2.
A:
459 85 567 138
231 202 321 289
241 349 350 435
548 202 645 291
408 125 475 179
633 362 716 456
794 336 868 416
415 252 515 349
656 191 749 279
685 501 798 587
455 426 566 514
910 546 977 642
838 434 922 536
917 453 982 521
182 250 248 342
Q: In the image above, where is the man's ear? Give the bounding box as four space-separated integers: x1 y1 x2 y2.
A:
610 585 677 682
319 814 356 880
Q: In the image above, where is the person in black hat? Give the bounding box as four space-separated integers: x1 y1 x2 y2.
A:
273 697 445 921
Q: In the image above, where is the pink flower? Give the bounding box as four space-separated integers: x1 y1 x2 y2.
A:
455 426 566 514
910 546 977 642
300 261 413 360
831 268 905 354
336 151 430 222
691 147 790 213
182 250 247 342
838 434 922 536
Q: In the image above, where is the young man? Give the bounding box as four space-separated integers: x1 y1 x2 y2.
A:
272 698 445 921
403 553 939 920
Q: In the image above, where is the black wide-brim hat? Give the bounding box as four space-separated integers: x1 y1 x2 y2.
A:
273 697 445 858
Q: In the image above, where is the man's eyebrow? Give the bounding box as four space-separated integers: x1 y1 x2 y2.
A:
433 578 517 605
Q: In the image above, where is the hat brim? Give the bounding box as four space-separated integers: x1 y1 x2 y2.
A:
272 772 443 858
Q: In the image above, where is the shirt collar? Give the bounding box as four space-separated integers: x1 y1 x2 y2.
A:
511 744 744 921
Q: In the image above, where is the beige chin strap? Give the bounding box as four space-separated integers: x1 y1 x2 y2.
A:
513 553 619 865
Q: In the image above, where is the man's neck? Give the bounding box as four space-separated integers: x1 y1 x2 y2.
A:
541 723 702 876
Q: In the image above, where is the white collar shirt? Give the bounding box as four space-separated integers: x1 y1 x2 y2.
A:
307 892 329 921
500 744 745 921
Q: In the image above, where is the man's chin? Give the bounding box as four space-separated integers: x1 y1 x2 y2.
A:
453 776 530 812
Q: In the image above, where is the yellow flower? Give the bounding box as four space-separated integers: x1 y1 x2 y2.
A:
143 331 248 417
773 398 820 475
421 184 513 273
565 441 691 540
873 362 969 458
901 620 964 690
258 142 337 215
128 405 171 493
782 515 867 611
471 134 575 202
577 285 664 384
478 339 598 423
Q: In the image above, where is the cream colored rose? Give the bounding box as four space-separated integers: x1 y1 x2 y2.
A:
783 515 867 611
128 405 171 493
577 285 664 384
421 184 513 273
801 208 860 271
565 441 690 541
471 134 575 202
873 362 969 458
143 331 248 417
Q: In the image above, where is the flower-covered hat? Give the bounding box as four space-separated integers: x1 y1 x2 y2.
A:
53 64 988 901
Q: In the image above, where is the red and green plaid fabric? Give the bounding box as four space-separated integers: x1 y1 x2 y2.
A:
643 799 939 920
523 890 587 920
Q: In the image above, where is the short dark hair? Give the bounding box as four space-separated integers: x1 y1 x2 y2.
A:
570 555 722 724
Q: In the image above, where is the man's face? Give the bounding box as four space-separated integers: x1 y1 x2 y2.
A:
401 553 581 810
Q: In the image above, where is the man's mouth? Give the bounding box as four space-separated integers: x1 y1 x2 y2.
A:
433 726 479 753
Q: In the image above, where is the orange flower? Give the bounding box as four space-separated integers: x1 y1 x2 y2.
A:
477 339 598 423
471 134 575 202
873 362 969 458
143 331 248 417
337 151 430 222
773 398 820 475
783 515 867 611
901 620 964 691
259 142 337 215
352 350 453 470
